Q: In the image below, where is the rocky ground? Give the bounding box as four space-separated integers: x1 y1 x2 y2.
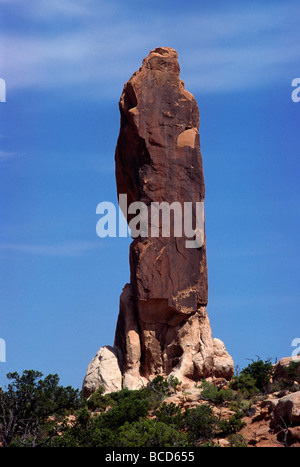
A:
163 357 300 448
163 387 300 447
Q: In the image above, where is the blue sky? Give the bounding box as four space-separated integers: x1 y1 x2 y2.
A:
0 0 300 389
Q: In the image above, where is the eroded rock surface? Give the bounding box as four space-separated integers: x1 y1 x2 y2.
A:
82 346 122 396
83 47 234 395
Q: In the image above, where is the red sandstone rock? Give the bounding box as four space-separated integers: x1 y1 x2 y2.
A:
274 356 300 384
270 391 300 429
83 47 234 394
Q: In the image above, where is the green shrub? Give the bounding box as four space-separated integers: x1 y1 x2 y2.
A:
218 410 246 436
98 390 151 430
109 387 137 403
52 407 95 447
154 401 183 426
229 373 258 398
146 375 181 397
238 358 273 393
167 375 182 393
198 441 221 447
52 408 117 447
270 359 300 392
87 386 115 412
199 380 235 405
116 419 189 447
227 433 247 447
135 375 182 409
287 360 300 381
182 404 218 444
0 370 82 447
229 397 255 416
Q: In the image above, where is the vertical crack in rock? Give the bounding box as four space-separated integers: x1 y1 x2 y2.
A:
82 47 234 396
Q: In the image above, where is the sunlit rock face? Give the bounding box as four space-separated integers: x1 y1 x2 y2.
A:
83 47 234 395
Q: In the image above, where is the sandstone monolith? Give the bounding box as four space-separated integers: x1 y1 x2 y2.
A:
83 47 234 395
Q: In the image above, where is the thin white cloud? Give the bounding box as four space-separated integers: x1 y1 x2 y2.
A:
28 0 93 19
1 0 96 19
1 2 300 96
0 241 103 257
209 292 300 309
0 150 15 160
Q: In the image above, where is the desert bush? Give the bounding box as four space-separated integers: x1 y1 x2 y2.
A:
146 375 181 396
218 409 246 436
229 397 255 417
199 380 235 405
98 390 151 430
0 370 82 447
229 373 258 398
232 358 274 394
182 404 218 444
227 433 247 447
116 419 189 447
154 401 183 426
87 385 115 412
287 360 300 381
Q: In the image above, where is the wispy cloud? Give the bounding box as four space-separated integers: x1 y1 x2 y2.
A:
24 0 95 20
209 292 300 310
0 150 15 161
1 1 300 96
0 241 103 257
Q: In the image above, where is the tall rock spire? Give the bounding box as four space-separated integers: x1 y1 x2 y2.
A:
83 47 234 396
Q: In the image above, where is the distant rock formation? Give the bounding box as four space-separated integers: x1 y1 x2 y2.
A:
83 47 234 396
